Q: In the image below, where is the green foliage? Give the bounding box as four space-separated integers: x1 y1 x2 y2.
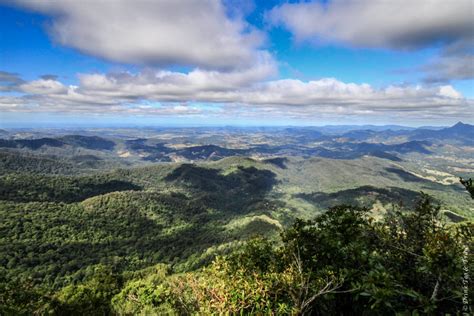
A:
0 275 54 316
111 255 300 315
297 185 421 210
1 155 472 314
164 164 278 212
111 196 473 315
0 151 78 175
278 205 376 314
368 194 473 313
0 162 282 314
111 264 175 315
0 173 140 203
460 177 474 199
54 265 120 315
0 192 222 290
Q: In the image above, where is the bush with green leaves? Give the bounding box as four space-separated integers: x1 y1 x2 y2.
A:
111 195 472 315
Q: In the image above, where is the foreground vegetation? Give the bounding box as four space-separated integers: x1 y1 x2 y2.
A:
1 193 472 315
0 153 472 314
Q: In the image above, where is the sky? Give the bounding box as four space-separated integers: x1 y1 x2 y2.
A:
0 0 473 127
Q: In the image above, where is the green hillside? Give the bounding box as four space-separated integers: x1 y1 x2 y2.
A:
0 153 472 314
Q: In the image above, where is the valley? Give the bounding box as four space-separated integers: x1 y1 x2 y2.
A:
0 123 473 314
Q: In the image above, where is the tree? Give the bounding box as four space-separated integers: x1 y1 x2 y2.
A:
54 265 120 315
372 193 472 313
460 177 474 199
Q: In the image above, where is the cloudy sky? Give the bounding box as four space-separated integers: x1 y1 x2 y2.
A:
0 0 473 127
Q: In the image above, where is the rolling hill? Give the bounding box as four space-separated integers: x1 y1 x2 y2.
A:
0 131 472 314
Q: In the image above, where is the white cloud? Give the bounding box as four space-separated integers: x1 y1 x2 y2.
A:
267 0 474 82
2 0 471 124
438 85 462 99
2 69 472 123
20 79 68 95
12 0 268 70
267 0 473 50
77 52 276 98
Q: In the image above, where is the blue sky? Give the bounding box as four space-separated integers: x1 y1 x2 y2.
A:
0 0 473 127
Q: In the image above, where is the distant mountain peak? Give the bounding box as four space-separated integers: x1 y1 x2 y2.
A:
453 121 467 127
449 121 473 130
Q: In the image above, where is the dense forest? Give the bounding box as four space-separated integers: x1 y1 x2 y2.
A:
0 158 472 314
1 193 472 314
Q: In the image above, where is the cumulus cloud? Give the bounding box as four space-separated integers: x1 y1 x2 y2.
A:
267 0 473 50
11 0 268 70
20 79 68 95
2 69 472 123
2 0 471 124
77 52 276 99
267 0 474 82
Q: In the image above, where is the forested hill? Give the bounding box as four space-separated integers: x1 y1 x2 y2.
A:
0 145 473 314
0 160 472 314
